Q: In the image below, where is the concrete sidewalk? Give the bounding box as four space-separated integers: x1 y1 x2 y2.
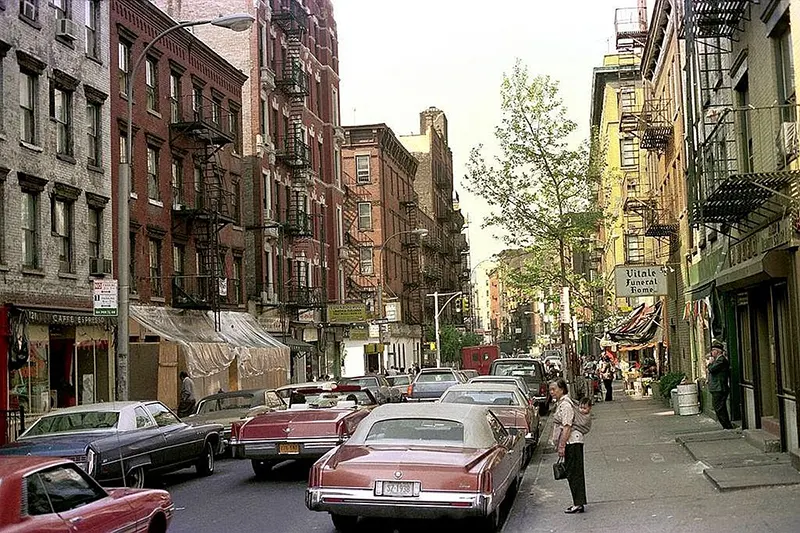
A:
503 385 800 533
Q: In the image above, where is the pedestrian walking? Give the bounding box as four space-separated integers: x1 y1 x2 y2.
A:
550 378 587 514
178 371 196 418
707 340 734 429
599 356 614 401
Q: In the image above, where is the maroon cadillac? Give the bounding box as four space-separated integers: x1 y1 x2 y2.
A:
230 385 377 478
305 402 526 532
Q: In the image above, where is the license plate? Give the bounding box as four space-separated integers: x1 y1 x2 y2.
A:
278 443 300 454
380 481 415 497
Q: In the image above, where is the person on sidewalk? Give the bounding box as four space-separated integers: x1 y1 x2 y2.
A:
599 356 614 401
178 371 196 418
550 378 587 514
707 340 734 429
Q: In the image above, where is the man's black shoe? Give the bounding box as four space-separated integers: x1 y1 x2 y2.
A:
564 505 585 514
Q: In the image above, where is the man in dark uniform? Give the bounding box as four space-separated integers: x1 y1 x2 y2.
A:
707 340 734 429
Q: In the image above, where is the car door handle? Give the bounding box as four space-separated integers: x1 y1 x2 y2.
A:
69 517 83 524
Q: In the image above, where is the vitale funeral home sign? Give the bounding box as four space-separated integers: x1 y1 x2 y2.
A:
614 266 668 297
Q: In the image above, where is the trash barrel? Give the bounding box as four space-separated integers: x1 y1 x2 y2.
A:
676 383 700 415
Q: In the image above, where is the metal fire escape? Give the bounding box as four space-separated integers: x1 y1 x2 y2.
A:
342 170 377 308
684 0 799 234
273 1 324 309
401 195 423 325
170 94 236 331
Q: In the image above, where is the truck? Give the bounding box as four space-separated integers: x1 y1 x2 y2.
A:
460 345 501 375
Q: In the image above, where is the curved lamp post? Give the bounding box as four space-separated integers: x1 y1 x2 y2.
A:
116 14 255 400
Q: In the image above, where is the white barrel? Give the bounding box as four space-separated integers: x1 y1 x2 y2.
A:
676 383 700 416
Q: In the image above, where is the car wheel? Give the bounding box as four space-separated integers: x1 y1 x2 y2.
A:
126 465 146 489
475 507 501 533
195 441 215 476
330 514 358 532
251 459 275 479
147 513 167 533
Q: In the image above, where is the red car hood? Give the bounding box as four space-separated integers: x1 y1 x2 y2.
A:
322 445 497 492
240 408 352 440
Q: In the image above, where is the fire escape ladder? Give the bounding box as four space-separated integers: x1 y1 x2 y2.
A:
342 178 376 301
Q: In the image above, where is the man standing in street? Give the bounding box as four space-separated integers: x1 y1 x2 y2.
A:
178 371 196 418
707 340 734 429
599 356 614 402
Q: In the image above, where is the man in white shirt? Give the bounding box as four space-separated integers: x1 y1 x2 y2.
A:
178 371 196 417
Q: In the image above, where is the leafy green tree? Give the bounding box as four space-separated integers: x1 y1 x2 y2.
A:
425 326 485 364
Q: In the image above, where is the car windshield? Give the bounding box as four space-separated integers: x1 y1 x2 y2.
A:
416 371 456 383
441 390 520 406
294 390 375 407
340 377 377 388
365 418 465 446
25 411 119 436
386 375 410 386
197 394 256 414
493 362 540 379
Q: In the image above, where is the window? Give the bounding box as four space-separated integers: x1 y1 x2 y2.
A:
88 206 101 259
169 72 181 122
193 164 203 208
52 0 66 19
620 137 638 168
171 157 183 207
258 23 266 68
25 473 53 516
776 22 796 122
19 0 37 21
149 238 162 296
145 57 158 112
356 154 370 183
147 146 159 200
118 41 130 96
334 146 341 188
625 233 644 264
0 181 4 264
734 75 753 173
229 105 241 153
34 465 105 515
331 86 340 127
232 179 241 224
262 170 272 213
211 96 221 125
51 85 72 156
192 86 203 120
86 101 100 166
359 247 373 275
357 202 372 230
316 79 322 116
20 71 37 144
233 256 243 304
260 97 267 137
21 191 38 268
129 233 137 293
133 406 154 429
84 0 98 58
145 402 179 427
173 244 184 289
52 198 73 272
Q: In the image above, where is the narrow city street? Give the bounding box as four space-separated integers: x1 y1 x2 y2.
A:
160 388 800 533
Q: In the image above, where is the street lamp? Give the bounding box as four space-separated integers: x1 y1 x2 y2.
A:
116 13 254 401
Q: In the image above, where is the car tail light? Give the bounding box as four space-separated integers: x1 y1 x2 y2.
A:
309 462 323 487
408 384 414 397
230 420 243 443
539 383 547 397
480 471 493 493
336 419 350 441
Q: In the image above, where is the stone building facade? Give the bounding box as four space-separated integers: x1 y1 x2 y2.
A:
1 0 114 417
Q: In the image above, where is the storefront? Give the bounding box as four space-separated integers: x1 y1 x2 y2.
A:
5 305 114 416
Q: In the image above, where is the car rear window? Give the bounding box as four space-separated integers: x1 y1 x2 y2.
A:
341 377 377 388
441 390 520 406
415 371 457 383
365 418 464 445
491 362 541 379
387 375 410 386
25 412 120 436
198 394 255 414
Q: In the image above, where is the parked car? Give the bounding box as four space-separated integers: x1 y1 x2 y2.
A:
489 357 551 415
468 375 534 403
306 402 525 532
339 375 400 403
407 367 467 401
438 383 540 462
231 385 378 479
188 388 286 451
0 401 223 488
275 381 337 401
460 369 480 380
385 374 413 401
0 456 174 533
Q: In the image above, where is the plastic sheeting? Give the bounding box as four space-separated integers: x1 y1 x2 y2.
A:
130 306 289 379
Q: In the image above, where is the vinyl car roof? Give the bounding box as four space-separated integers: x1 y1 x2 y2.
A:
444 383 520 393
346 403 499 448
33 402 142 415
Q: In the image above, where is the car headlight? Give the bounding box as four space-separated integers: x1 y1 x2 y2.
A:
86 448 97 476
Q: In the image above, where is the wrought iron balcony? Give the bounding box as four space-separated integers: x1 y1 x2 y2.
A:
286 285 325 307
172 275 217 309
169 94 234 145
276 134 311 168
275 60 308 97
285 209 314 236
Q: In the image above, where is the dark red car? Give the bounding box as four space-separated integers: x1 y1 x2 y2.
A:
306 402 525 532
0 456 173 532
230 385 377 478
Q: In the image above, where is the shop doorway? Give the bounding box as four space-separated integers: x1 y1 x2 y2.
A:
49 326 76 408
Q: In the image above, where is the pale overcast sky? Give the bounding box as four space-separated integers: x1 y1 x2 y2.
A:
337 0 654 265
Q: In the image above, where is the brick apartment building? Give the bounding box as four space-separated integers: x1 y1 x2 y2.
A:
400 108 470 340
1 0 114 425
340 124 423 374
155 0 345 381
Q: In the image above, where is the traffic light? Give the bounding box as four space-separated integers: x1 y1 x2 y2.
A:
462 297 469 314
455 298 463 313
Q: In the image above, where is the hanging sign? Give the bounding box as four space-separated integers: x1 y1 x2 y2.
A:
560 287 571 324
93 279 118 316
614 266 668 297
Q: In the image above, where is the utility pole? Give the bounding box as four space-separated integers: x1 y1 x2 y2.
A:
558 237 573 380
427 290 462 367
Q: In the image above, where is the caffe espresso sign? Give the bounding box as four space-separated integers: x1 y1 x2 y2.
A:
614 266 668 297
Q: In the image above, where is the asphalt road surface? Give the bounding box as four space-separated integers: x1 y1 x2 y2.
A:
159 457 519 533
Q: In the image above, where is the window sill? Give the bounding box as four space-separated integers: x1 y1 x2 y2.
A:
148 199 164 208
232 152 242 159
55 35 76 50
86 54 103 66
58 272 80 280
20 141 44 153
147 109 162 119
0 264 9 272
87 163 104 174
19 14 42 30
0 132 6 142
233 225 244 232
151 296 166 303
130 192 138 200
21 266 45 277
56 153 76 165
130 292 140 300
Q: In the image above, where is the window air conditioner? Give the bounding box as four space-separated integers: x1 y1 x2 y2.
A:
260 289 276 304
90 257 111 276
777 122 799 160
56 18 79 41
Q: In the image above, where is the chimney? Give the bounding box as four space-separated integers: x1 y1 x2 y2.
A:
420 107 448 144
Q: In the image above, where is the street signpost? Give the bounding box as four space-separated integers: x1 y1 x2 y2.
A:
93 279 118 316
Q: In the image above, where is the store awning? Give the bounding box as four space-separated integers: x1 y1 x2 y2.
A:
130 306 289 378
715 250 790 290
607 300 663 346
274 335 315 354
685 280 714 302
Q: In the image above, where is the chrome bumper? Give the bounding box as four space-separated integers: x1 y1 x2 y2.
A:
231 437 341 460
305 487 492 519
